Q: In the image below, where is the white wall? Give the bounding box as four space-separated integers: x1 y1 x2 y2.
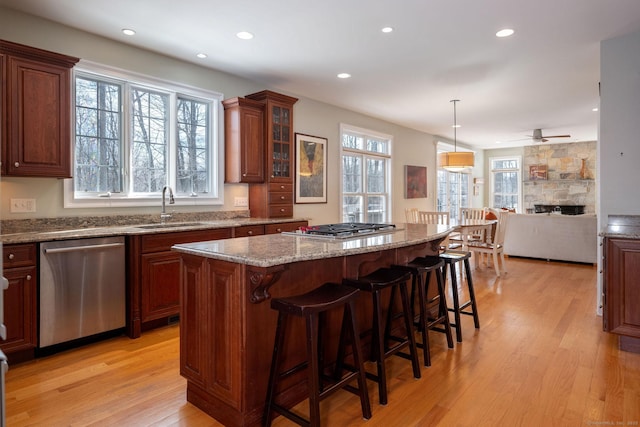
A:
0 6 457 225
597 29 640 313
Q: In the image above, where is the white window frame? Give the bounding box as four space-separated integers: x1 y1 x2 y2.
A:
64 60 224 208
489 155 522 212
339 124 393 223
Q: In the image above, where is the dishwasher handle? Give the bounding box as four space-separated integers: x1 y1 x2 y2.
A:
43 242 125 255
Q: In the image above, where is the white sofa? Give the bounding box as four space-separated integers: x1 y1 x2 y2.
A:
503 213 597 264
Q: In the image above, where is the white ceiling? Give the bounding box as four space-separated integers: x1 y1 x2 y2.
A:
3 0 640 149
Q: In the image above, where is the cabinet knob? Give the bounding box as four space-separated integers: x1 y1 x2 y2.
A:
243 173 247 177
280 208 285 212
14 162 19 167
26 275 32 281
280 185 285 189
8 253 14 260
280 195 285 200
248 231 253 235
276 228 282 233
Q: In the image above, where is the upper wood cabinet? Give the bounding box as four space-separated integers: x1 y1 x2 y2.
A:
0 40 79 177
244 90 298 218
222 97 265 183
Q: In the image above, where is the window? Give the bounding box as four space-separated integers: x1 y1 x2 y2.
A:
66 62 222 208
340 125 392 223
490 156 521 211
437 169 471 222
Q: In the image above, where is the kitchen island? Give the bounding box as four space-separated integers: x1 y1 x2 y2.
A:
172 223 451 426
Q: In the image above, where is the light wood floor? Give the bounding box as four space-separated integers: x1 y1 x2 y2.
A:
6 257 640 426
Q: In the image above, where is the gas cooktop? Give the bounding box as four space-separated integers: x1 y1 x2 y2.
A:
283 222 397 239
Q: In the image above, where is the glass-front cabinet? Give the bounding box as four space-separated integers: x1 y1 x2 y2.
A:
270 104 292 180
245 90 298 218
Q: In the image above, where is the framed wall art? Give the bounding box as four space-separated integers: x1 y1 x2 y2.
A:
295 133 327 203
404 165 427 199
529 164 548 181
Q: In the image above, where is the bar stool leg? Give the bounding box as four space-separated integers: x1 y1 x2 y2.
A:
445 262 463 343
306 313 321 427
399 281 421 379
416 271 431 366
345 300 372 420
263 312 288 427
462 258 480 329
372 289 389 405
434 268 454 349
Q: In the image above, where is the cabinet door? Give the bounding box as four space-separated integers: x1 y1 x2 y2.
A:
268 101 293 181
223 97 264 183
1 266 37 353
6 56 72 177
141 251 182 322
605 238 640 336
1 52 5 175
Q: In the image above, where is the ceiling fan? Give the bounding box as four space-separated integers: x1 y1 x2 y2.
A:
529 128 571 143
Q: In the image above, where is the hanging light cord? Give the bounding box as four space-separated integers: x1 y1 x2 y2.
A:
451 99 459 152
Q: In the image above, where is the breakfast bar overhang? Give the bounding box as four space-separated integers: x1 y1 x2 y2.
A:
172 223 451 427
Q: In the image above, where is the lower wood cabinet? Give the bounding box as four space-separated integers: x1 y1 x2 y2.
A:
128 228 233 338
604 237 640 337
127 222 307 338
1 243 37 361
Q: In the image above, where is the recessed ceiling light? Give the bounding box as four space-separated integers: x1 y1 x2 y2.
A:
592 107 599 112
337 73 351 79
196 53 208 59
236 31 254 40
381 27 393 33
122 29 136 36
452 124 461 128
496 28 514 38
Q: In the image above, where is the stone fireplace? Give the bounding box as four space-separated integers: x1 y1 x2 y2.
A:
523 141 596 214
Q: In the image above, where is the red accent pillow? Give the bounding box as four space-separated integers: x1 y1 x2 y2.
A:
485 211 497 220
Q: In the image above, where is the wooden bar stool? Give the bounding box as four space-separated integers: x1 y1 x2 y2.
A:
391 256 454 366
439 250 480 342
342 267 420 405
263 283 371 427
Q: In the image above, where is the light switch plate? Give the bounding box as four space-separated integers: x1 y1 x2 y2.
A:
10 198 36 213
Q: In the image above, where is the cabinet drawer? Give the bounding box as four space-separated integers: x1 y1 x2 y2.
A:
269 182 293 193
141 228 233 253
234 225 265 237
268 204 293 218
269 192 293 204
265 221 308 234
3 244 36 268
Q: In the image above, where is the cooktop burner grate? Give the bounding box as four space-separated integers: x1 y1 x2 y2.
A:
288 222 396 239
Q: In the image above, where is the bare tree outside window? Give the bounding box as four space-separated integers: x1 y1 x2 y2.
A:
74 77 122 193
131 88 169 193
71 70 218 205
177 98 209 194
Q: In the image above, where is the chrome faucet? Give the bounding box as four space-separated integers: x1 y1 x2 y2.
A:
161 186 175 222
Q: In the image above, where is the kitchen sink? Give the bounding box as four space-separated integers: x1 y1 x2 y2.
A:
135 222 209 229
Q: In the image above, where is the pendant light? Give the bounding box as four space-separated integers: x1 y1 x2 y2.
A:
438 99 475 171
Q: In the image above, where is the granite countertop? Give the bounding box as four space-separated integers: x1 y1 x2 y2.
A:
171 223 453 268
0 214 308 244
602 215 640 239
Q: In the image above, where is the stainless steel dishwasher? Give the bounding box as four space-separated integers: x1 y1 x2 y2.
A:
39 236 125 348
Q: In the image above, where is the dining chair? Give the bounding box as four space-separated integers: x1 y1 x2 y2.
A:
467 210 510 276
417 211 449 225
457 207 489 243
416 211 460 250
405 208 419 224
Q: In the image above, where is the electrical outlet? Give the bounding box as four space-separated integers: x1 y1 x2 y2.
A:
10 198 37 213
234 197 248 207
